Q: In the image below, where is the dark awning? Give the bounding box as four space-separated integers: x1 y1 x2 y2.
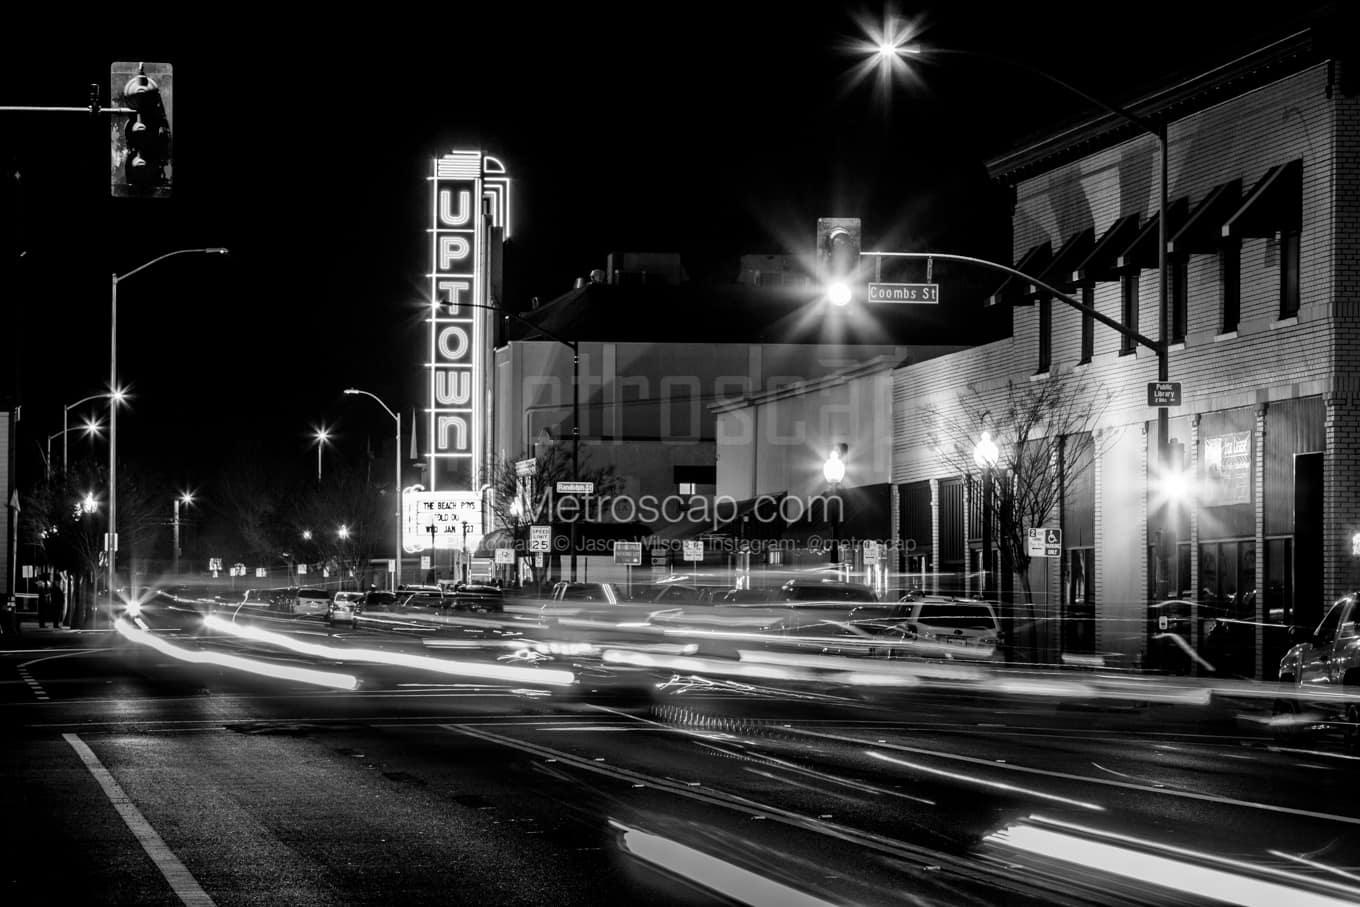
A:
1168 179 1243 256
1222 159 1301 239
1024 228 1094 301
712 492 788 539
1072 214 1141 284
988 241 1052 308
1116 198 1189 271
781 484 893 544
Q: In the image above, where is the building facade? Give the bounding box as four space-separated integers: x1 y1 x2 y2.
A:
892 27 1359 677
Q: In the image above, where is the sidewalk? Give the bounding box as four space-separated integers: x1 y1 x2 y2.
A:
0 615 111 650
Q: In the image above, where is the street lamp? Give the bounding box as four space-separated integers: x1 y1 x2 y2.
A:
823 445 846 567
343 388 402 590
110 247 228 621
973 431 1000 596
172 491 194 578
878 40 1175 587
312 425 332 482
45 416 102 480
64 392 110 472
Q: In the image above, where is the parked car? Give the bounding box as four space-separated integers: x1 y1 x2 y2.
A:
777 579 879 603
630 583 710 605
1276 593 1360 745
838 596 1002 658
550 582 621 603
361 590 398 611
292 588 331 617
448 583 504 613
327 591 365 628
718 588 777 604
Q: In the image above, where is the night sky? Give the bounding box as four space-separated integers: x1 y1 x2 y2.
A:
0 2 1331 495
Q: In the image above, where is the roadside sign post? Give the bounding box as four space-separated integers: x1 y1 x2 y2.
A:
614 541 642 597
1147 382 1183 407
1026 528 1062 559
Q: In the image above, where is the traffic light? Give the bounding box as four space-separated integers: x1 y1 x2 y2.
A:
111 62 173 198
817 217 862 306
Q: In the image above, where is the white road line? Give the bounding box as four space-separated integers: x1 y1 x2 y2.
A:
797 727 1360 827
63 733 215 906
17 667 48 700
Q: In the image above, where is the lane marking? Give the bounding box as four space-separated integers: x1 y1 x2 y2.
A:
63 733 215 906
17 666 48 700
444 719 1082 904
792 726 1360 827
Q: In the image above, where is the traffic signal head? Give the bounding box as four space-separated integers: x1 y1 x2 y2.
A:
111 62 173 198
816 217 862 306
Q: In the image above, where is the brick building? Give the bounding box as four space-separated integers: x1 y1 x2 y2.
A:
892 22 1359 677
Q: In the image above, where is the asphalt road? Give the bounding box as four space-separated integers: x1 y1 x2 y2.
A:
4 603 1360 906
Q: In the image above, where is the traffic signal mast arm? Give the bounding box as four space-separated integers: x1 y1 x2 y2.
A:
0 84 130 115
864 249 1161 356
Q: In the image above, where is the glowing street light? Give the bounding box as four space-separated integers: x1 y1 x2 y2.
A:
312 425 332 482
63 392 111 472
46 417 103 480
172 491 194 578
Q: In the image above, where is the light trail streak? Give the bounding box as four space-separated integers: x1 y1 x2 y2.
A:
201 614 576 687
114 618 358 690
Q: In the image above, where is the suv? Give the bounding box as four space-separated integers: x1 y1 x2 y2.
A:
1276 594 1360 744
448 583 504 613
778 579 879 603
293 588 332 617
327 591 364 628
845 596 1002 657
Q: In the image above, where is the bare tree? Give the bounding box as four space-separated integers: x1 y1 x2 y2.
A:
20 457 166 623
487 442 625 588
926 373 1117 662
292 461 384 590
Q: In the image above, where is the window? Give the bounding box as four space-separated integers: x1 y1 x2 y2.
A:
1065 548 1095 654
1315 599 1344 645
1172 258 1188 342
1037 295 1052 373
1119 273 1138 355
678 482 696 495
1221 240 1241 333
1080 285 1094 363
1280 229 1300 318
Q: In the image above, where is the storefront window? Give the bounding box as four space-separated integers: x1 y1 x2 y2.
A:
1065 548 1095 655
1198 539 1256 677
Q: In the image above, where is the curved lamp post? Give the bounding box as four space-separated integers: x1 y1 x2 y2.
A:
973 431 999 596
110 247 228 621
872 37 1175 592
64 392 110 472
343 388 402 591
46 416 103 480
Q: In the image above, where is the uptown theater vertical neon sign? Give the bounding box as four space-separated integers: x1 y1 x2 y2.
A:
427 151 510 493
